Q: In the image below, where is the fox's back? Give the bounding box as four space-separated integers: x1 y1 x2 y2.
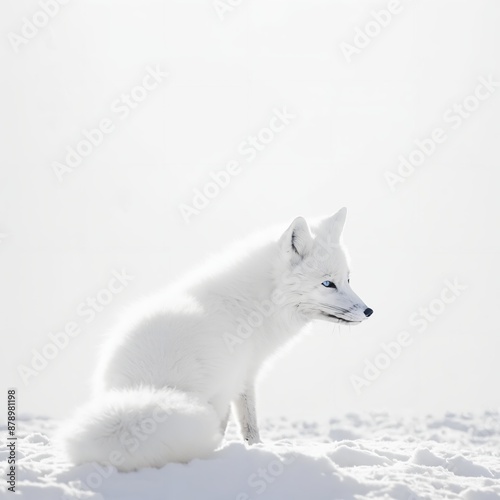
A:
95 295 251 407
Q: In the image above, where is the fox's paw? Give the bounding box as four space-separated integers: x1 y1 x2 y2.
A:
245 436 262 446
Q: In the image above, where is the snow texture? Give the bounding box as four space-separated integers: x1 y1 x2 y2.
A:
1 412 499 499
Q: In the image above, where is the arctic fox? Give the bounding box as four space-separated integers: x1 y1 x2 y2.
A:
62 208 373 471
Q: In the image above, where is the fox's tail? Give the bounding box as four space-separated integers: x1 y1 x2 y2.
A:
60 387 222 471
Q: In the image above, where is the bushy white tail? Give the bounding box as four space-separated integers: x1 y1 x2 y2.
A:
60 387 222 471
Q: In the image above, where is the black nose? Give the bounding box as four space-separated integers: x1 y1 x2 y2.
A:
364 308 373 317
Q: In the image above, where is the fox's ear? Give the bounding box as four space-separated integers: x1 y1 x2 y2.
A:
319 207 347 242
280 216 313 263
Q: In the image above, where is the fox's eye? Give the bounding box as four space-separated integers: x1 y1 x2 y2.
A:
322 281 337 289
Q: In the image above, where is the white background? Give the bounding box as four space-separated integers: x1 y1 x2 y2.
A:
1 0 499 421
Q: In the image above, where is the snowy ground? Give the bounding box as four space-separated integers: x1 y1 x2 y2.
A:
1 412 499 500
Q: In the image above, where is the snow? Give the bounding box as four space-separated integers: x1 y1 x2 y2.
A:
1 412 499 500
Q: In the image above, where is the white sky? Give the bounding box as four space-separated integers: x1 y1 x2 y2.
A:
1 0 499 421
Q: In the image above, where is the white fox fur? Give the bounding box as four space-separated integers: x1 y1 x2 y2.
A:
61 208 372 471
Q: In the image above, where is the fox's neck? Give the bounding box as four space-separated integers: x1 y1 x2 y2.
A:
188 240 299 317
195 242 307 352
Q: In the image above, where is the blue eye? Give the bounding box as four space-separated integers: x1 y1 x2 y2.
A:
322 281 337 289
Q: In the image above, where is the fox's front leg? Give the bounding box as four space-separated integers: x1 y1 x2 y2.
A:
220 408 230 436
234 384 261 445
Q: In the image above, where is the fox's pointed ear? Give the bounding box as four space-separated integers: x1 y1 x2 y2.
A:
280 217 313 264
320 207 347 242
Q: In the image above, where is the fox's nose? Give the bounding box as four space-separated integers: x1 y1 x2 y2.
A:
364 308 373 317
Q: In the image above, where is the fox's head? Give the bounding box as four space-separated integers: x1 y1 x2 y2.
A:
277 208 372 325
